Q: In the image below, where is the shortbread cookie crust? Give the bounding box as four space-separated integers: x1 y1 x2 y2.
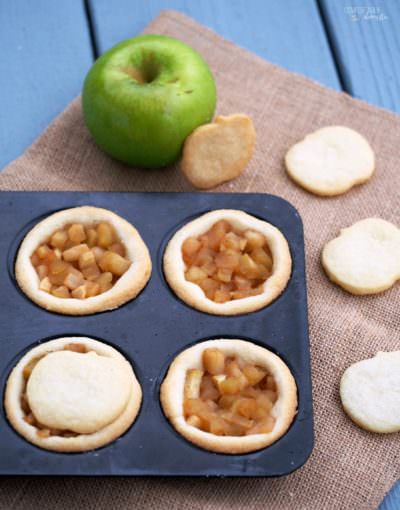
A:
163 209 291 315
15 206 152 314
160 339 298 454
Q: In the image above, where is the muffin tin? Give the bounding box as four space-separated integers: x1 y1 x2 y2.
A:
0 191 313 476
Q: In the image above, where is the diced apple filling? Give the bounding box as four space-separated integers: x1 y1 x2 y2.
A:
182 221 273 302
21 343 89 438
183 347 277 436
30 221 131 299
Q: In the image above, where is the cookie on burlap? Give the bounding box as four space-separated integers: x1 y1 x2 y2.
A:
322 218 400 295
181 114 256 189
285 126 375 196
340 351 400 433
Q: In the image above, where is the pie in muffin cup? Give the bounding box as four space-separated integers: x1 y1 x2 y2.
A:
15 206 152 315
5 336 142 452
160 338 298 454
163 209 291 315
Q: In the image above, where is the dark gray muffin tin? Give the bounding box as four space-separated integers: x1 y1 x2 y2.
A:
0 192 313 476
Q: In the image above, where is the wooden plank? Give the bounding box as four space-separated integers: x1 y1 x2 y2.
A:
319 0 400 112
0 0 93 169
379 481 400 510
87 0 341 90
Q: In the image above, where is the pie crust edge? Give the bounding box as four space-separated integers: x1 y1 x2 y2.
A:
163 209 292 315
15 206 152 315
160 339 298 454
4 337 142 452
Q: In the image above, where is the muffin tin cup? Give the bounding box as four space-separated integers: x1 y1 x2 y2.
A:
0 192 313 476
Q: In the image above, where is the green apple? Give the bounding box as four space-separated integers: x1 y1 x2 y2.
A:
82 34 216 168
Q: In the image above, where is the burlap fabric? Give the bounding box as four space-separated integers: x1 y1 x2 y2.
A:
0 10 398 510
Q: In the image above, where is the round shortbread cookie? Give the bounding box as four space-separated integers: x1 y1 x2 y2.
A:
181 114 256 189
285 126 375 196
322 218 400 295
27 350 133 434
340 352 400 433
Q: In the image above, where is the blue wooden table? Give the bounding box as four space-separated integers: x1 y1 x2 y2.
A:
1 1 399 507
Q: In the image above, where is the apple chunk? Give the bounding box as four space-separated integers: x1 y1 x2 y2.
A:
181 114 256 189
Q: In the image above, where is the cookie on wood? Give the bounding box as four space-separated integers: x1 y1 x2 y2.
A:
322 218 400 295
340 351 400 433
285 126 375 196
181 114 256 189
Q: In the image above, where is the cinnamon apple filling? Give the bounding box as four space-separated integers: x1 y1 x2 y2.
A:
20 343 89 438
30 221 131 299
183 347 277 436
182 220 273 303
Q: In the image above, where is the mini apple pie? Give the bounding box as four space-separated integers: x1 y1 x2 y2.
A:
161 339 297 454
163 210 291 315
4 337 142 452
15 206 152 314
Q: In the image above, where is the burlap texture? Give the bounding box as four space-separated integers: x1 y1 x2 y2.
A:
0 10 398 510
